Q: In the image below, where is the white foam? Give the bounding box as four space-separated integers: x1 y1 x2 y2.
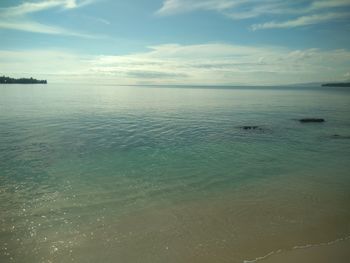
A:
243 250 281 263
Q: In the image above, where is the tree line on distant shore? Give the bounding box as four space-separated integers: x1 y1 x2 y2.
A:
0 76 47 84
322 82 350 87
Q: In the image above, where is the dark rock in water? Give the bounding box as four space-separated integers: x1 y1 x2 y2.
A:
241 126 260 130
238 125 271 134
331 134 350 139
299 118 325 123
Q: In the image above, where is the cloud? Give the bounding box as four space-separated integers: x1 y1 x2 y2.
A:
157 0 350 16
0 49 92 82
156 0 240 15
0 0 96 37
0 0 91 17
2 43 350 85
157 0 302 18
310 0 350 10
0 20 97 38
251 12 350 30
95 18 110 25
125 70 188 79
156 0 350 30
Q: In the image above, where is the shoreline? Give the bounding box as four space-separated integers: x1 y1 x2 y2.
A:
244 235 350 263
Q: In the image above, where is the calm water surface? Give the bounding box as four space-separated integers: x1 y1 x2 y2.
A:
0 84 350 262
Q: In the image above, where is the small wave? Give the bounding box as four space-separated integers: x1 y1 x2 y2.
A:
243 250 282 263
292 235 350 249
242 235 350 263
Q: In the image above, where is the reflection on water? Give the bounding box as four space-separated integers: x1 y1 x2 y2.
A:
0 84 350 262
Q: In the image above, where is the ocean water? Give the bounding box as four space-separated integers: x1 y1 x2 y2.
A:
0 84 349 263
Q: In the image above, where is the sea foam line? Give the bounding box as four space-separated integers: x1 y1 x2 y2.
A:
242 235 350 263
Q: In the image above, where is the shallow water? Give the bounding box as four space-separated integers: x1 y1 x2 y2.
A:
0 84 350 262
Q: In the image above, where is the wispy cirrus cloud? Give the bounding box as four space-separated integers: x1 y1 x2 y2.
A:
0 0 97 37
310 0 350 10
2 43 349 85
251 12 350 30
157 0 350 30
0 20 96 38
156 0 240 15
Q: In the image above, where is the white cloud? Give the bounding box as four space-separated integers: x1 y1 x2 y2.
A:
0 1 61 17
157 0 350 16
0 20 97 38
251 12 350 30
0 0 96 37
0 0 91 17
156 0 241 15
156 0 350 30
2 43 349 85
310 0 350 10
0 50 91 75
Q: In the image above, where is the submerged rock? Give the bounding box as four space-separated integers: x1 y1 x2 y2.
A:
240 126 261 130
331 134 350 139
241 126 259 130
299 118 325 123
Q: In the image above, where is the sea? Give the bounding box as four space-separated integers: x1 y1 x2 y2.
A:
0 84 349 263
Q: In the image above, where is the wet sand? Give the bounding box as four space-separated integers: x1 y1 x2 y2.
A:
1 166 350 263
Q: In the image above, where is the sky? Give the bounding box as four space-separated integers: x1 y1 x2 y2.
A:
0 0 350 85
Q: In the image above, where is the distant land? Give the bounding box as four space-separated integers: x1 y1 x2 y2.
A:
0 76 47 84
322 82 350 87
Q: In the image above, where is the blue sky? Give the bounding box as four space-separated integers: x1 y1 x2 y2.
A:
1 0 350 85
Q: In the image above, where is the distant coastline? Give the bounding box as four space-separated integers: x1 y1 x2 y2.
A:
0 76 47 84
322 82 350 87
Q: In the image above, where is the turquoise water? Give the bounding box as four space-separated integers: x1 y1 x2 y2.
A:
1 84 350 262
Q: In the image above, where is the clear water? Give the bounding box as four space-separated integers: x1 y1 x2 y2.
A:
1 84 350 262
